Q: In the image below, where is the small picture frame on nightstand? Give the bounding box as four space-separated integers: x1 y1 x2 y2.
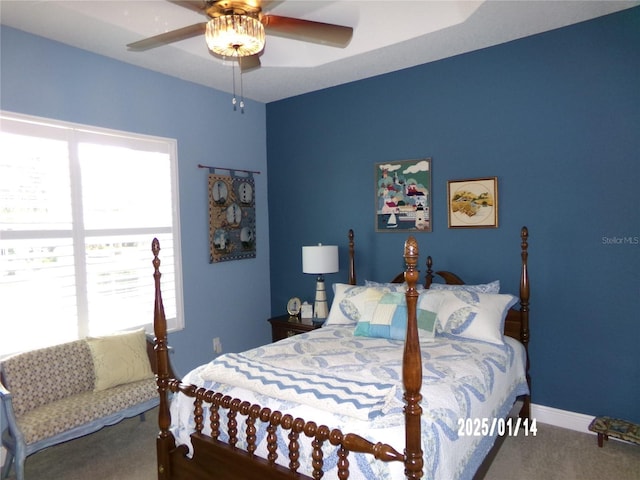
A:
287 297 301 316
300 302 313 320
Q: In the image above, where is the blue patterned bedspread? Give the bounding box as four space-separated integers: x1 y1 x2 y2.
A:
170 326 529 480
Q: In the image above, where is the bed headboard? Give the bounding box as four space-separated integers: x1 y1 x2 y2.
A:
346 227 531 418
346 227 529 339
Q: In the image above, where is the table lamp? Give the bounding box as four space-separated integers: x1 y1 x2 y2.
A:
302 244 339 320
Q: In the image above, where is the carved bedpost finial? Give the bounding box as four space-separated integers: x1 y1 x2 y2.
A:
425 255 434 288
151 238 164 341
403 236 419 287
521 226 529 257
152 238 161 275
348 229 356 285
520 226 530 308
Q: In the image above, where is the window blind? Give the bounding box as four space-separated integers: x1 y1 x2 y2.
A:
0 112 183 355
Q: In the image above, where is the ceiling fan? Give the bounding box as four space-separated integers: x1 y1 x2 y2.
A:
127 0 354 71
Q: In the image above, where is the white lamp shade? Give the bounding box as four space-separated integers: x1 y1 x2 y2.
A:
302 245 339 274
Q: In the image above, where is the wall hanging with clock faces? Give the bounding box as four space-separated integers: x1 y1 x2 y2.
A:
207 169 256 263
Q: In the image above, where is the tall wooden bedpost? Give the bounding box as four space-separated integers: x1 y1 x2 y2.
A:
403 236 423 479
348 229 356 285
152 238 173 479
519 227 531 419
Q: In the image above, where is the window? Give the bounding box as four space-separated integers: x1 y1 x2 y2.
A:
0 111 183 355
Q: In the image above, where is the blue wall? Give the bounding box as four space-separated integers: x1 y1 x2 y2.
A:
0 26 273 378
267 8 640 423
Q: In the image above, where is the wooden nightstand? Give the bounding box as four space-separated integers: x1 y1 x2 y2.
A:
268 314 322 342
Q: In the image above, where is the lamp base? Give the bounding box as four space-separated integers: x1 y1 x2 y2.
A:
313 276 329 319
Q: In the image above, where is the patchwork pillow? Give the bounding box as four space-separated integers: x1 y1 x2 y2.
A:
325 284 395 326
326 281 430 327
429 280 500 294
354 291 438 341
87 328 154 392
436 291 517 345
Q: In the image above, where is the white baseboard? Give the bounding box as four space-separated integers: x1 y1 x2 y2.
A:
531 403 595 434
530 403 635 445
0 404 618 469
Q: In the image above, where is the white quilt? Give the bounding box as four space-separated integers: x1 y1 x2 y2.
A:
200 353 398 420
170 326 529 480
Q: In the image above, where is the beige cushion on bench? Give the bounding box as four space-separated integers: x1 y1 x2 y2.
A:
87 329 154 392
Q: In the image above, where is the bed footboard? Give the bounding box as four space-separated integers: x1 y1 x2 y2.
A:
151 237 419 480
162 378 405 480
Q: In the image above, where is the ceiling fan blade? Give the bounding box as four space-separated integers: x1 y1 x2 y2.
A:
127 23 207 51
262 15 353 48
240 54 261 72
167 0 207 15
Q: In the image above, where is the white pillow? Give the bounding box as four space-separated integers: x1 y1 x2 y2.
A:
417 289 447 314
436 291 517 345
325 284 380 325
87 328 154 391
429 280 500 294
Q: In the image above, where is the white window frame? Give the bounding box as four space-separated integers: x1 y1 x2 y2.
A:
0 111 184 354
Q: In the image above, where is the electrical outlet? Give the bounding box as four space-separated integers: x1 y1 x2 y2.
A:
213 337 222 354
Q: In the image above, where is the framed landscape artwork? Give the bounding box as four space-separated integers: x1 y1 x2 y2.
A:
375 158 432 232
447 177 498 228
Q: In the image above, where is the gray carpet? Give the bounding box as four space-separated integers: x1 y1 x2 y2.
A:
5 411 158 480
5 408 639 479
484 421 640 479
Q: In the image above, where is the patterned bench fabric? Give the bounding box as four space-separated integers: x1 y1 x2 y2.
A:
16 377 158 445
2 341 94 417
588 416 640 445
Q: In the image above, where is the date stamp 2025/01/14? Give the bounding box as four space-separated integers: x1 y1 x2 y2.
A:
458 417 537 437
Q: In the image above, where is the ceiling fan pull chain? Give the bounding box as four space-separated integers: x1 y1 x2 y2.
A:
230 46 245 113
231 55 238 111
239 62 245 114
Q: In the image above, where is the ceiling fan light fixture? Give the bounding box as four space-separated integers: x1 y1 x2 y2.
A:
205 14 265 57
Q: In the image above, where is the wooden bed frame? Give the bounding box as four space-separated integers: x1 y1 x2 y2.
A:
151 227 530 480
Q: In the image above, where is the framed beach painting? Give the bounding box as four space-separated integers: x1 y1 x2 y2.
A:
375 158 432 232
447 177 498 228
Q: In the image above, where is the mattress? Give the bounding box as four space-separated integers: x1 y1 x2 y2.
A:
170 325 529 480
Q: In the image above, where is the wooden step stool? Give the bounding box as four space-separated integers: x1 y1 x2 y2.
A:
588 416 640 447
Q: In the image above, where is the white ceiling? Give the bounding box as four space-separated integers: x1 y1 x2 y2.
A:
1 1 638 103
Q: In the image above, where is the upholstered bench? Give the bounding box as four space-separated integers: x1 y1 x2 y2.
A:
0 329 160 480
